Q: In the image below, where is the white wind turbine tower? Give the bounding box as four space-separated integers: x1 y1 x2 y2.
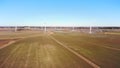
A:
89 26 92 34
44 22 47 32
72 24 75 31
72 26 75 31
15 26 17 32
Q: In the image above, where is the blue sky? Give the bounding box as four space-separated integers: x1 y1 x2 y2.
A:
0 0 120 26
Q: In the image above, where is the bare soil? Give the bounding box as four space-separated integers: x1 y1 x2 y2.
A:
0 39 18 48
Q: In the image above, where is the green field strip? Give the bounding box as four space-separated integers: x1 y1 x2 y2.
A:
54 32 120 49
52 33 120 68
49 35 100 68
53 33 120 50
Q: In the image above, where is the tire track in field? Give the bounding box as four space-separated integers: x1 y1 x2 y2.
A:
39 44 43 68
24 44 32 68
0 41 16 49
9 44 26 68
35 43 40 68
0 44 21 68
49 35 100 68
44 44 55 68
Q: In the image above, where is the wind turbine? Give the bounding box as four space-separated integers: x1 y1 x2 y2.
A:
44 22 47 32
72 26 75 31
72 24 75 31
15 26 17 32
89 26 92 34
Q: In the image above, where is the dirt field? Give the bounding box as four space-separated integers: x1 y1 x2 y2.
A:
0 31 120 68
0 39 18 48
0 35 93 68
0 40 10 47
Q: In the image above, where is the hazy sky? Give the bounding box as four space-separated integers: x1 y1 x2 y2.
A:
0 0 120 26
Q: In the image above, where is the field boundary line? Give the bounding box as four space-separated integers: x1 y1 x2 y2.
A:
24 44 32 68
49 35 100 68
0 41 16 49
0 38 26 50
98 45 120 51
81 40 120 51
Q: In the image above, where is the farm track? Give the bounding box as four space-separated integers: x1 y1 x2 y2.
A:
24 44 32 68
0 35 93 68
49 35 100 68
0 41 16 49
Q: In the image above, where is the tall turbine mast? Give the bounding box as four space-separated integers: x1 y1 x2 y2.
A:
44 22 47 32
72 26 75 31
89 26 92 34
15 26 17 32
72 24 75 31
